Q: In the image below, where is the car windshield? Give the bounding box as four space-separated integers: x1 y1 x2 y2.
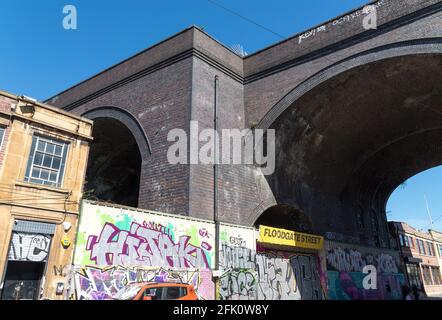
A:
113 285 142 300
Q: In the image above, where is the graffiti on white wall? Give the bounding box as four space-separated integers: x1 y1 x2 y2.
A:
218 225 323 301
74 266 214 300
8 232 51 262
219 269 257 300
256 253 322 300
86 222 211 268
75 202 215 269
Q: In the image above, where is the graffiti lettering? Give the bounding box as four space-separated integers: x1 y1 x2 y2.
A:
219 270 257 300
86 222 211 269
219 243 255 270
326 247 399 273
8 232 51 262
74 266 214 300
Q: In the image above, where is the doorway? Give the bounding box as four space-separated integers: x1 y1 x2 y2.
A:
1 261 46 300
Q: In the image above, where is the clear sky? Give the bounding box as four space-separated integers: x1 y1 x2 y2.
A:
387 166 442 232
1 0 440 232
0 0 368 100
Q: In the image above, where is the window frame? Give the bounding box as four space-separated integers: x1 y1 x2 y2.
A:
0 126 5 148
399 234 405 247
409 236 415 249
427 242 435 256
404 236 410 247
24 135 69 188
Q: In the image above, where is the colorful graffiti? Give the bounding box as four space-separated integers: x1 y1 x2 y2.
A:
75 202 215 268
327 271 405 300
325 243 405 300
74 202 326 300
86 222 211 268
73 266 214 300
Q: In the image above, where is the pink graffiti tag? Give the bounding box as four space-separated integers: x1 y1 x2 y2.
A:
86 222 211 269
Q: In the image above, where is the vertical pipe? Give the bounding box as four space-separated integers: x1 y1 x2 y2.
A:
213 75 220 300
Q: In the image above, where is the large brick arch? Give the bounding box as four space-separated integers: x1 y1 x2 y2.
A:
256 39 442 130
252 41 442 245
82 106 152 161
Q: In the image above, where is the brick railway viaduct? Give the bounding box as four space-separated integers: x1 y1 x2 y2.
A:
47 0 442 248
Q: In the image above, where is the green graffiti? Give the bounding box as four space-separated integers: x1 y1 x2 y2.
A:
115 214 131 230
186 225 200 247
166 222 175 242
220 230 228 243
98 211 116 225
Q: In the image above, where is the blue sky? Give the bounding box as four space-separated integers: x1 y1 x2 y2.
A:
0 0 368 100
387 167 442 232
1 0 440 232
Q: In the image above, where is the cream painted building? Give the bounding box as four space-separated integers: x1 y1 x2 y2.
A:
0 90 92 300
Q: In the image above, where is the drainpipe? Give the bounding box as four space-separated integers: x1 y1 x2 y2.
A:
213 75 220 300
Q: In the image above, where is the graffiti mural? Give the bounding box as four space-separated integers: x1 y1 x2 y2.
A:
256 253 323 300
218 233 323 300
327 271 405 300
8 232 51 262
75 201 215 268
219 269 258 300
326 247 400 273
218 225 259 300
220 243 256 270
73 266 214 300
86 222 211 268
325 242 405 300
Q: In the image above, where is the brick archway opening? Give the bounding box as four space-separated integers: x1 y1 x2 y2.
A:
84 117 142 207
254 204 313 233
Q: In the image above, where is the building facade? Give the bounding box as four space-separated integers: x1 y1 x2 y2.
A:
0 91 92 300
389 222 442 297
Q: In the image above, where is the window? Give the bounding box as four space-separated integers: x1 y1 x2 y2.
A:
417 239 426 255
0 127 5 148
422 265 433 285
406 263 422 290
24 135 68 188
410 237 415 249
399 234 405 246
439 244 442 258
399 234 411 248
426 242 431 256
427 242 435 256
165 286 187 300
404 236 410 248
140 287 164 300
431 267 442 286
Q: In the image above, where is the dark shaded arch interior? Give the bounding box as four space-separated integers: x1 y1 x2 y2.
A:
84 117 142 207
260 54 442 247
254 204 313 233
